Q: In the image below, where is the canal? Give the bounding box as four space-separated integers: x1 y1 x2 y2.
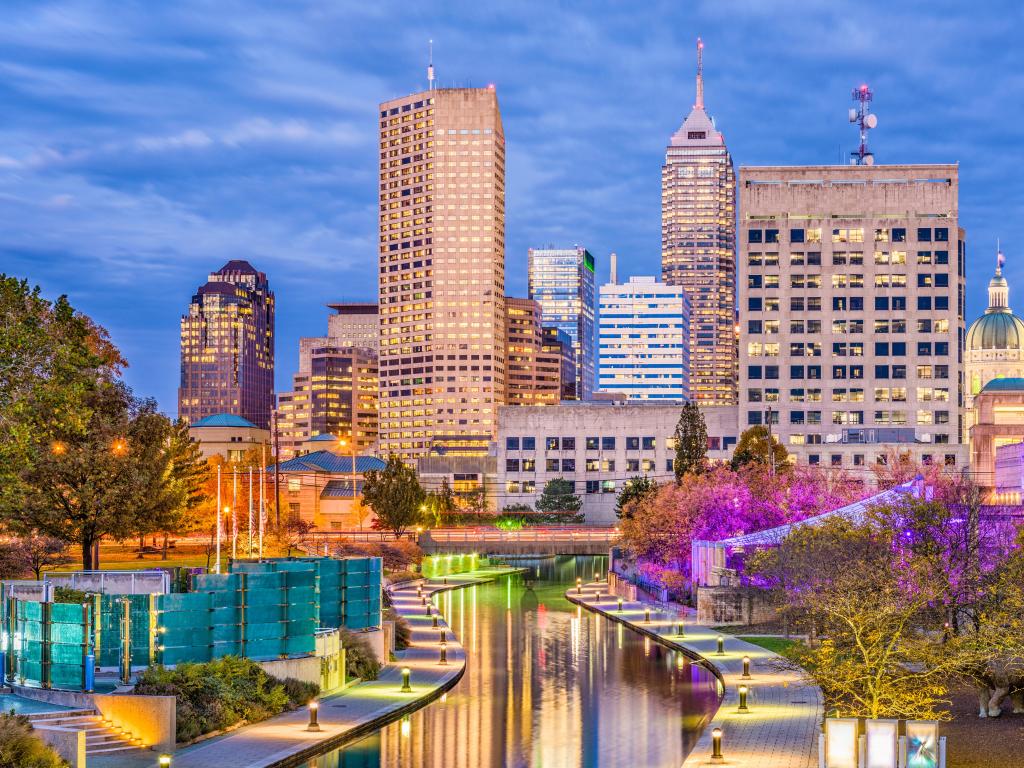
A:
306 555 720 768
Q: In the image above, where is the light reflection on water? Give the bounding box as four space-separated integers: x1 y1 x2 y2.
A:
306 555 719 768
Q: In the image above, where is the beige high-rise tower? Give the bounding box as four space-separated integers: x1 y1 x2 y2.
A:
378 79 506 458
661 38 737 405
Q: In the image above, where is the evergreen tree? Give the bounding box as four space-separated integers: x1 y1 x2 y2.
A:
615 476 659 519
673 402 708 481
536 478 582 514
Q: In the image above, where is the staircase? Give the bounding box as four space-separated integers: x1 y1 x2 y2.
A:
28 709 148 756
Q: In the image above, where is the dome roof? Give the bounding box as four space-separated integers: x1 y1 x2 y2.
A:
968 250 1024 351
967 311 1024 351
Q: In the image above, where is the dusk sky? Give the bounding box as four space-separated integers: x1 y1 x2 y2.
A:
1 1 1021 412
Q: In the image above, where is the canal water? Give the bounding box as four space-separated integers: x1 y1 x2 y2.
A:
306 555 720 768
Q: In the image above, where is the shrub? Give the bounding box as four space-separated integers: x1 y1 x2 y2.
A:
280 677 319 707
0 712 66 768
52 586 90 604
341 629 381 681
384 608 412 650
385 569 419 586
134 656 315 742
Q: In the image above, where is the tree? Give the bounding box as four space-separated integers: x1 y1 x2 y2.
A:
152 421 210 558
748 517 958 720
425 478 457 527
362 455 426 537
730 425 788 473
0 276 123 516
673 402 708 481
5 383 185 569
615 476 659 519
535 478 582 514
0 535 71 580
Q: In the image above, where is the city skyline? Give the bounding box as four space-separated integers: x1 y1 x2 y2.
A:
1 1 1021 413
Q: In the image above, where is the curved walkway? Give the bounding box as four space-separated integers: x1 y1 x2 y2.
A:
122 567 520 768
566 581 821 768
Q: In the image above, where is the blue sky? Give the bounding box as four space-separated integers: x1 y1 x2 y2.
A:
1 0 1021 412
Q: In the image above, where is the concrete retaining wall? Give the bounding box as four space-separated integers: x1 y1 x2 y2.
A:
36 727 85 768
94 693 176 753
696 585 774 626
257 656 321 689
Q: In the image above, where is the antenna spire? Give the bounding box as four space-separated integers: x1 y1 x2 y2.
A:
695 37 704 109
427 39 435 90
998 239 1005 275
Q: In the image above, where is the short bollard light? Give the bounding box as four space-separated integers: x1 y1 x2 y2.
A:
716 636 725 655
443 576 448 585
594 571 600 582
738 685 750 713
576 577 582 594
158 756 172 768
742 655 751 679
307 700 321 732
711 727 724 762
401 667 412 693
677 621 685 637
439 645 448 665
432 613 439 628
644 607 651 624
417 585 423 597
440 630 447 646
617 597 623 612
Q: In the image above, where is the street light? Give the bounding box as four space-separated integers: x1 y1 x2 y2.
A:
50 441 67 456
112 438 128 457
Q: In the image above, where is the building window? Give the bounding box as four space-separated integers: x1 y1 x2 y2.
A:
586 436 599 450
790 228 805 243
505 481 520 493
522 437 536 451
642 436 656 450
586 480 600 494
561 437 576 451
626 459 640 472
506 437 520 450
287 478 301 493
602 437 616 451
561 459 575 472
546 437 559 451
546 458 559 472
601 480 616 493
506 459 519 473
626 437 640 450
522 458 536 471
917 227 932 242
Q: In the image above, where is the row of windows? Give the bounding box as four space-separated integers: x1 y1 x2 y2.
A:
505 457 665 473
748 387 949 402
745 410 950 426
747 319 950 335
747 342 950 358
747 227 948 244
748 250 950 267
505 435 660 451
748 273 949 289
749 364 950 380
748 296 951 312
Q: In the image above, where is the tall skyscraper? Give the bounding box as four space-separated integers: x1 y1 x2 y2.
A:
178 260 275 429
598 276 691 401
275 342 378 459
738 164 965 469
378 81 506 458
505 297 563 406
527 246 595 399
661 39 736 405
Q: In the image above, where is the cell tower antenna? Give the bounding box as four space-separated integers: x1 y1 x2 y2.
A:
998 239 1005 274
427 39 435 90
695 37 704 110
848 83 878 165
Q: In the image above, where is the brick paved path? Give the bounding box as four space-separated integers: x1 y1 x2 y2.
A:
567 582 821 768
95 569 517 768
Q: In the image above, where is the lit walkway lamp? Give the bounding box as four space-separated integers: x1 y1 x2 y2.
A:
711 727 724 762
439 645 448 665
576 578 582 594
401 667 412 693
742 655 751 679
617 597 623 613
716 636 724 656
306 701 321 732
158 756 172 768
644 607 651 624
738 685 750 713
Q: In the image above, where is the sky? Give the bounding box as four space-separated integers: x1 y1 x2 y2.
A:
1 0 1022 413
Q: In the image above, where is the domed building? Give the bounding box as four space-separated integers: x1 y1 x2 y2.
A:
965 250 1024 432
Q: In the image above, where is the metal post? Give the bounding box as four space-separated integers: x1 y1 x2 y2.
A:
215 465 222 574
40 601 52 690
232 470 238 560
248 467 254 558
120 598 132 685
5 596 16 683
273 410 281 529
259 463 265 559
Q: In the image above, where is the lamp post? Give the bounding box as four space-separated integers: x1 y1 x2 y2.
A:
738 685 749 713
742 655 751 679
711 727 724 762
306 700 321 732
400 667 412 693
716 636 725 656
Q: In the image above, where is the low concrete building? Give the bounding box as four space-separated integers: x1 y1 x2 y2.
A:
275 450 386 530
497 402 738 524
417 455 498 512
188 413 271 463
971 378 1024 498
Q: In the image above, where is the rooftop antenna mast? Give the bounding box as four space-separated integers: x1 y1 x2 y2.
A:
695 37 704 109
848 84 878 165
427 39 435 90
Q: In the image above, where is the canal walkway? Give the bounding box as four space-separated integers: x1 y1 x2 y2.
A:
566 581 822 768
94 567 519 768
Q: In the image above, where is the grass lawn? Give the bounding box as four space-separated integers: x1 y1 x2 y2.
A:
48 542 214 573
737 636 800 656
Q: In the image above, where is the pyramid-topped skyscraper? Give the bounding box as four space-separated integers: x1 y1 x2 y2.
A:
661 38 737 405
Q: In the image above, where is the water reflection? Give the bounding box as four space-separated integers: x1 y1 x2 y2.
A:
307 556 719 768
